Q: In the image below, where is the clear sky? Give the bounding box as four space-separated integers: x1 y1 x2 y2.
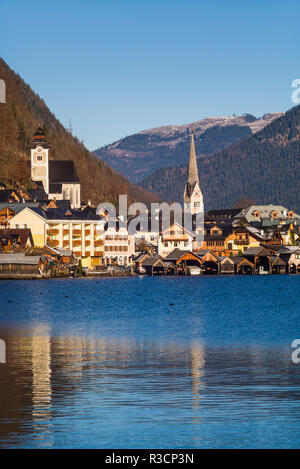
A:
1 0 300 150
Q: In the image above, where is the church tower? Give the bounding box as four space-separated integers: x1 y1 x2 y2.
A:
30 126 50 194
183 128 204 215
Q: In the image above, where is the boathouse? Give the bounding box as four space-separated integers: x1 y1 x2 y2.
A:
0 253 45 278
232 256 255 274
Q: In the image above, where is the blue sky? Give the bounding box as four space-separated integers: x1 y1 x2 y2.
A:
1 0 300 149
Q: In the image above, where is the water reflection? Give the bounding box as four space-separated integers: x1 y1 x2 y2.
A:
190 342 205 420
31 327 53 447
0 324 299 448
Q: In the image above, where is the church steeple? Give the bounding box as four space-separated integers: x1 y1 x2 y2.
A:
187 128 199 186
183 128 204 216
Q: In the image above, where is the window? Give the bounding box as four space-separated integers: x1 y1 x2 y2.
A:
23 224 27 229
184 241 188 247
174 242 178 247
194 202 201 208
37 154 43 161
15 224 19 228
164 242 168 247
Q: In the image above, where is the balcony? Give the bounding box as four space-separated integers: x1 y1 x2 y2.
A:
47 239 59 247
163 235 189 241
235 239 249 245
94 240 103 247
73 251 82 257
47 229 59 235
93 251 104 257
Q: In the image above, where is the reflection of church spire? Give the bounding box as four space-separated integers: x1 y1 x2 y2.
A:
190 342 205 417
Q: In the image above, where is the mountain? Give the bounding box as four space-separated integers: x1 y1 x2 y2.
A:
94 113 283 183
0 58 160 207
141 106 300 213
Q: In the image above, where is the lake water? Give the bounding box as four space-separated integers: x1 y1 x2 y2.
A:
0 275 299 449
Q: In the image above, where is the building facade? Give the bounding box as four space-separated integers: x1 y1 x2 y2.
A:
31 127 81 208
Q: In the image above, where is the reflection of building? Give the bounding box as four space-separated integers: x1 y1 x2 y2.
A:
31 327 52 436
190 343 205 416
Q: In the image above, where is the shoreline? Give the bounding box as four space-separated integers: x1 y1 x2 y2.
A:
0 272 299 280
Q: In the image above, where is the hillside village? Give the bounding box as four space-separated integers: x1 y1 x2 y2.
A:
0 125 299 279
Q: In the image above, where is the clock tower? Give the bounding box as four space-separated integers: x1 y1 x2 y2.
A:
30 126 49 193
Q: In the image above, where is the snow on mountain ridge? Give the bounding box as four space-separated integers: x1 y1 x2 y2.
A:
137 113 284 138
102 112 283 151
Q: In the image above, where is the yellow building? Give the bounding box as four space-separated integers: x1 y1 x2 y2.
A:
9 206 105 268
225 226 267 255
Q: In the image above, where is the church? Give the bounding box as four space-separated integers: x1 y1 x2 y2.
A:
30 127 81 208
183 128 204 216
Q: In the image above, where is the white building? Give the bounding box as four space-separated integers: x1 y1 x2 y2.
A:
31 127 81 208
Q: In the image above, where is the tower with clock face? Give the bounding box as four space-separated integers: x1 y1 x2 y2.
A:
30 126 81 208
31 127 49 193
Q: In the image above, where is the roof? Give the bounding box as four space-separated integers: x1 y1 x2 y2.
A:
187 130 199 186
49 183 62 193
32 126 50 148
0 186 46 204
0 229 34 248
134 252 149 262
195 249 210 257
236 205 300 223
218 256 234 263
142 256 165 267
243 247 270 257
46 246 73 257
49 160 80 184
25 188 47 201
0 202 40 214
28 206 104 222
231 256 254 266
234 225 267 241
41 199 71 211
164 248 190 261
270 256 286 265
204 221 234 238
0 253 40 265
206 208 243 219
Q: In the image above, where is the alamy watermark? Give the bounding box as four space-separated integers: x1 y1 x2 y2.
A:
291 339 300 364
291 79 300 104
0 79 5 103
96 195 204 244
0 339 6 363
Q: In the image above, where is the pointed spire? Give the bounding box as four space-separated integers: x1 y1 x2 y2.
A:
187 128 199 185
